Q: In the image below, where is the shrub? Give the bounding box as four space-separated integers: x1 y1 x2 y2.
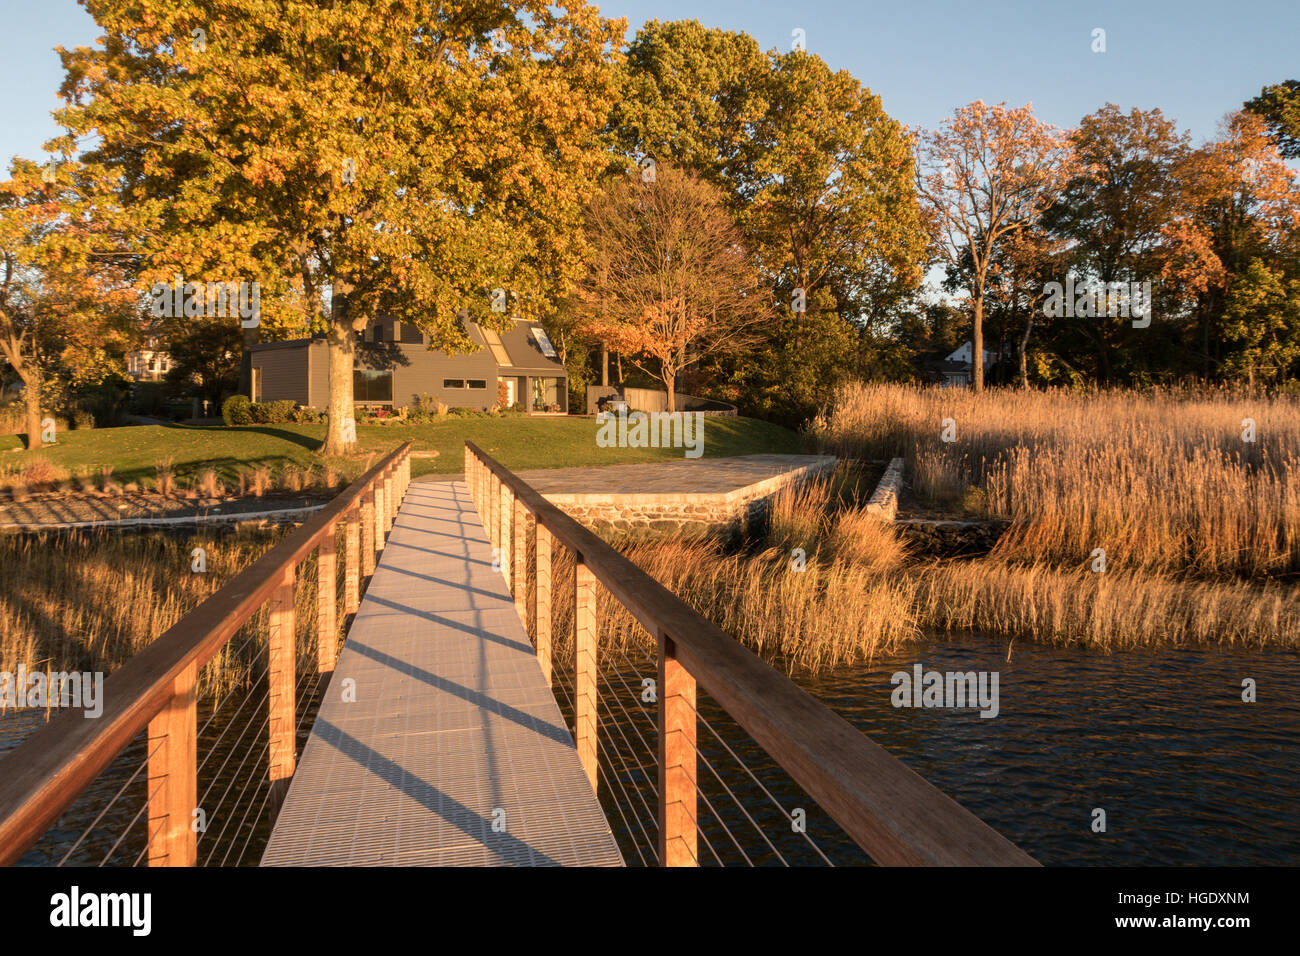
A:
249 399 295 423
290 405 323 423
71 409 96 430
222 395 253 426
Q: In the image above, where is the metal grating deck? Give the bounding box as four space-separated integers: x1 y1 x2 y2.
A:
261 479 624 867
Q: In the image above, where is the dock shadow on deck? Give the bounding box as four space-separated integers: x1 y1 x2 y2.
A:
260 479 623 867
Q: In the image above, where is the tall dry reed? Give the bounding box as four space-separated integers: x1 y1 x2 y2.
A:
810 383 1300 578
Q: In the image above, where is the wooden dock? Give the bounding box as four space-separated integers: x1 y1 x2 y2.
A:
260 479 624 866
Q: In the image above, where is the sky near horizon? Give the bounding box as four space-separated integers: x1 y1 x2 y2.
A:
1 0 1296 168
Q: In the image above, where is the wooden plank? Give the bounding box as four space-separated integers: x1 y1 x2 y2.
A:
512 497 527 622
465 442 1037 867
146 661 197 867
345 507 360 615
267 565 296 792
574 559 598 794
535 523 552 687
317 527 338 674
658 636 698 866
0 445 410 866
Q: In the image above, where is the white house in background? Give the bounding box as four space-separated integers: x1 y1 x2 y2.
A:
936 342 1000 388
126 347 173 382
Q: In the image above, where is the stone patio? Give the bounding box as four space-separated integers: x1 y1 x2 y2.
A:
507 454 836 533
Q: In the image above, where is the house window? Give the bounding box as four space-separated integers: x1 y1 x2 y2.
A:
478 326 512 365
532 377 560 409
371 323 385 343
399 322 423 344
467 379 487 389
443 379 466 389
353 369 393 403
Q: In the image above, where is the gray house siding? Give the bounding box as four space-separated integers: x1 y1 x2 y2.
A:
252 343 310 403
250 316 568 413
308 342 329 408
379 344 498 410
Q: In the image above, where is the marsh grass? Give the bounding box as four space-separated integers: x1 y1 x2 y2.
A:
811 383 1300 580
0 526 336 703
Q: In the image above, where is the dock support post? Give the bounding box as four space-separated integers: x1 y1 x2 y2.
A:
513 498 527 621
317 525 337 674
374 477 386 553
345 506 360 614
146 661 197 866
534 523 552 686
267 565 297 801
575 559 598 793
658 635 698 866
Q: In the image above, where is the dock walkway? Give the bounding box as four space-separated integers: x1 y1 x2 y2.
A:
261 478 623 866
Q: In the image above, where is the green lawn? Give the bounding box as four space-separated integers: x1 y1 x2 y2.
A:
0 415 806 485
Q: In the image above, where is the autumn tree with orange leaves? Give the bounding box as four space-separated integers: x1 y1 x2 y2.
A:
917 101 1075 392
0 159 135 450
571 164 767 411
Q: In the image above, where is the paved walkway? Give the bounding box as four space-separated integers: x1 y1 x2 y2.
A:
261 478 623 867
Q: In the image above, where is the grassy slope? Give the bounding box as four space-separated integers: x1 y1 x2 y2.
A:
0 415 805 484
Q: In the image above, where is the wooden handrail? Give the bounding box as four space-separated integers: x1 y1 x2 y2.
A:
465 441 1037 867
0 442 413 866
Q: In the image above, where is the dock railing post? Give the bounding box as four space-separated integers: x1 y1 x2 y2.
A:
513 498 527 621
374 474 386 553
361 489 375 579
534 522 552 686
317 524 338 674
345 505 360 614
146 661 197 866
490 472 500 554
499 483 512 583
574 558 598 793
384 466 394 532
658 635 698 866
267 565 297 802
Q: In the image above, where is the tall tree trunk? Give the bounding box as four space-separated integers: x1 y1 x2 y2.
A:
22 364 42 450
661 364 677 413
600 344 608 387
321 289 357 456
1018 312 1033 389
972 294 985 392
238 325 260 397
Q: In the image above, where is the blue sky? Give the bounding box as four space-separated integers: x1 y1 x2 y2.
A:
2 0 1297 167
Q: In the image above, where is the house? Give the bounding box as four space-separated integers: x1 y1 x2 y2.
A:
248 315 568 413
126 346 173 382
924 342 1000 388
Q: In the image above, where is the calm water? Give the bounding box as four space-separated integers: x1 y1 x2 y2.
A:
5 635 1296 866
573 635 1300 866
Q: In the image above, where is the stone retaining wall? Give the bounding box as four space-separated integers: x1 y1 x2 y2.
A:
544 456 835 534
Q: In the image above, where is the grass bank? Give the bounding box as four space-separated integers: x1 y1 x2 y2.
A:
0 414 802 493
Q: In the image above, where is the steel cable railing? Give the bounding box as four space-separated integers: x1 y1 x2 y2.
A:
467 441 1037 868
0 444 413 867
